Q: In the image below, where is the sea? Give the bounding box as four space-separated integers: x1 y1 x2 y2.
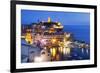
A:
63 25 90 43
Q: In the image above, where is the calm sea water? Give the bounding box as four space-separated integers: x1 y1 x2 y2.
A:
63 25 90 43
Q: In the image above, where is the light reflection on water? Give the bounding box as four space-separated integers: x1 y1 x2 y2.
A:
21 39 90 63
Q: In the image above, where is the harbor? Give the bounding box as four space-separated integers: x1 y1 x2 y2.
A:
21 17 90 63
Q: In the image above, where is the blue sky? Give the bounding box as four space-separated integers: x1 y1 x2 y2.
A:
21 10 90 25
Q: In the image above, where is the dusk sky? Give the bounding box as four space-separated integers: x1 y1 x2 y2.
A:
21 10 90 25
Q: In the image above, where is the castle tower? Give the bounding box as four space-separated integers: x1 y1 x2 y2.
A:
48 17 51 22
